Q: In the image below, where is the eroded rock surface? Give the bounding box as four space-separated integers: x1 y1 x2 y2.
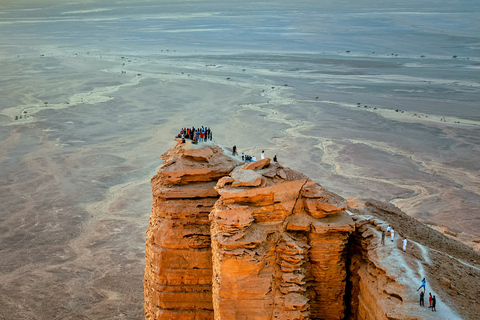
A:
145 142 479 320
210 172 355 320
144 141 239 319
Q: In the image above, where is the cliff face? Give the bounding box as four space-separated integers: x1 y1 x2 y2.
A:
145 142 480 320
144 143 238 319
211 164 354 320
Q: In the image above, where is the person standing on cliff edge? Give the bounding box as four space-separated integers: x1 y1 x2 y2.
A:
232 145 237 156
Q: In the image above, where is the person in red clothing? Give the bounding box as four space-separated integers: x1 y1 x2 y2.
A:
428 293 433 308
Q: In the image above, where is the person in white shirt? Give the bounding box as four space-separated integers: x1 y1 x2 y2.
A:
402 238 407 251
391 228 395 242
261 151 265 160
252 156 256 162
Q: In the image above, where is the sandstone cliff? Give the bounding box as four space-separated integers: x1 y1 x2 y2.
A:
144 141 480 320
144 142 238 319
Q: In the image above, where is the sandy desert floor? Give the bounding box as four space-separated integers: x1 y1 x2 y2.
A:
0 0 479 319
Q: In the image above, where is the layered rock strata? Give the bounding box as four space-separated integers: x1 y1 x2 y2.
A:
144 141 239 319
211 170 355 320
145 142 355 319
145 142 479 320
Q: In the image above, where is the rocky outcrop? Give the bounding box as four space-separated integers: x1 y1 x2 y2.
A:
144 142 239 319
145 142 480 320
210 163 356 319
346 198 480 320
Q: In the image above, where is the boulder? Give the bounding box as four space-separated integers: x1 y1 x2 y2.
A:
230 168 262 187
242 158 270 171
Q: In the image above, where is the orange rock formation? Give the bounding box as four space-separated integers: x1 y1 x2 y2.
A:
144 142 238 319
145 141 480 320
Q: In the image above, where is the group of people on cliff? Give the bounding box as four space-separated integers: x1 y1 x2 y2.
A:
176 127 212 144
382 226 438 312
175 129 280 165
232 146 277 163
382 226 407 252
418 279 436 311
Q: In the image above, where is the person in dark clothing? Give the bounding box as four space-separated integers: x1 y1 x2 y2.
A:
419 291 424 306
381 231 385 245
232 145 237 156
273 155 277 163
431 295 436 311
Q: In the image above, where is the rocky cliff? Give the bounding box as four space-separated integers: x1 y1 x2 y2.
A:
144 141 480 320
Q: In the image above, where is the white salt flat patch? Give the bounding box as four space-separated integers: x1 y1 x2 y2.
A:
62 8 111 15
403 63 437 68
161 28 232 33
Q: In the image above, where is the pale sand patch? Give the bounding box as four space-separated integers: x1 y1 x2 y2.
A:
318 100 480 127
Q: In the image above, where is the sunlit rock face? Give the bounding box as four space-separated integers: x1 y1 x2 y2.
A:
210 166 354 320
144 142 238 319
144 142 476 320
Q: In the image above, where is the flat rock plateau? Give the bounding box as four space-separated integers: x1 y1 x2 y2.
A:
0 0 479 319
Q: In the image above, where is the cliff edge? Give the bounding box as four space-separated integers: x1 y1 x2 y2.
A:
144 141 480 320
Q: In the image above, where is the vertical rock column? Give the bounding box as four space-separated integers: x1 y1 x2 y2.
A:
301 182 355 320
211 161 355 320
211 161 309 320
308 225 353 319
275 234 310 319
144 142 239 319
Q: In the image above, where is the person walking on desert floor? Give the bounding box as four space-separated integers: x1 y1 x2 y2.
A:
428 292 433 308
402 237 407 252
419 291 425 306
261 150 265 160
381 230 385 245
431 295 436 311
391 228 395 242
417 278 426 292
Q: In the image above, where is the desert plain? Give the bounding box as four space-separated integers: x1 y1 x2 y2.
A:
0 0 479 319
